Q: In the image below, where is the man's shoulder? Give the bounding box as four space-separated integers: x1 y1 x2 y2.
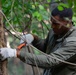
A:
65 26 76 42
72 26 76 30
69 26 76 36
71 26 76 35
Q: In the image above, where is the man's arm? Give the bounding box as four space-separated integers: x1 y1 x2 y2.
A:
32 29 53 52
32 38 47 52
18 37 76 69
0 37 76 68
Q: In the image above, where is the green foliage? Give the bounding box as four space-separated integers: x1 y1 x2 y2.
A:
1 0 50 40
47 0 51 3
2 0 76 36
67 0 73 7
33 11 42 21
57 3 69 11
1 0 76 75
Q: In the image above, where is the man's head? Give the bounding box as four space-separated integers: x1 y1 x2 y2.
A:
51 4 73 35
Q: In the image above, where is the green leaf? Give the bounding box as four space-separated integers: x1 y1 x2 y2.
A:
59 3 69 8
57 6 64 11
47 0 51 3
37 15 42 21
33 11 39 17
57 3 69 11
39 5 44 10
33 11 43 21
32 4 35 9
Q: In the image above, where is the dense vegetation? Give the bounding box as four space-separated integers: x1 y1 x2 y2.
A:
1 0 76 75
2 0 76 39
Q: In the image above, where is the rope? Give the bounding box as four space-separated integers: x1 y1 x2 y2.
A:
51 15 72 29
30 44 76 66
28 46 41 75
0 10 41 75
23 35 41 75
0 10 26 42
1 10 76 67
0 10 21 39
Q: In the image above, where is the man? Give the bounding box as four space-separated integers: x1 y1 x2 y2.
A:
0 4 76 75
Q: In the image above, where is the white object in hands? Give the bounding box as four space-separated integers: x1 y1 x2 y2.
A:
20 34 34 44
0 48 17 60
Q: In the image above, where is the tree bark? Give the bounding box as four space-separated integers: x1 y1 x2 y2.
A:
0 2 8 75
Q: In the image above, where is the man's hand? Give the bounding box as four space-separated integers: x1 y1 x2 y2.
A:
0 48 17 60
20 34 34 44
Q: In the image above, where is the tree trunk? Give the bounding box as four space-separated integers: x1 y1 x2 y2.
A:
0 2 8 75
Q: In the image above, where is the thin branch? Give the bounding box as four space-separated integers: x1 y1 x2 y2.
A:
4 27 20 40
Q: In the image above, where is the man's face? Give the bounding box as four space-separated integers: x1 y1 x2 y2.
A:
51 16 71 35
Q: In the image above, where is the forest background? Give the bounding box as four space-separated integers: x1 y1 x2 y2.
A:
0 0 76 75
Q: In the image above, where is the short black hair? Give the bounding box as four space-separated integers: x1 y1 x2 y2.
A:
51 5 73 19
